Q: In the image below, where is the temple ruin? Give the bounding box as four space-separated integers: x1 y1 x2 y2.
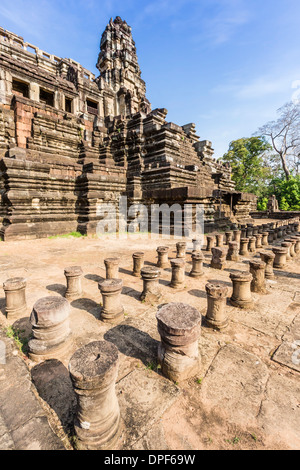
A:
0 16 257 241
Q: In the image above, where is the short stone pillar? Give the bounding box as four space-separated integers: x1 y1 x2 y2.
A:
140 267 161 301
261 232 269 246
205 282 229 330
210 247 227 270
226 241 240 261
285 238 296 258
98 279 124 324
215 234 224 247
206 235 215 252
104 258 120 280
239 238 249 256
64 266 83 301
255 234 263 249
248 237 257 253
229 272 254 309
156 246 169 268
189 251 204 278
69 341 120 450
241 227 247 238
132 252 144 277
3 277 27 319
225 231 233 245
169 259 186 288
156 303 201 382
291 236 300 255
233 230 241 244
268 231 274 244
272 247 288 269
176 242 187 259
192 239 202 252
28 296 73 362
277 226 283 238
246 227 253 238
253 227 259 236
249 260 267 294
260 251 275 280
281 242 291 261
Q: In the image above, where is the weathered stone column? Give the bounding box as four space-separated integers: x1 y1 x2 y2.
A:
248 237 257 253
249 260 267 294
281 241 291 261
226 241 240 261
98 279 124 324
156 302 201 382
3 277 27 319
205 282 229 330
215 234 224 247
132 252 144 277
246 226 253 238
290 236 300 255
261 232 269 246
268 230 274 244
241 226 247 238
104 258 120 280
277 226 283 239
176 242 187 259
260 251 275 279
233 230 241 244
140 267 161 301
206 235 215 252
253 227 259 236
189 251 204 278
239 238 249 256
64 266 83 301
254 234 262 249
210 247 227 270
156 246 169 268
69 341 120 450
225 231 233 245
28 296 73 362
272 247 288 269
169 259 186 288
229 272 254 309
192 239 202 252
285 238 296 258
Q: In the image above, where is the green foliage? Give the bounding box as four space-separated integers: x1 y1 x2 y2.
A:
221 137 273 197
48 232 86 239
5 326 29 354
257 197 268 211
257 175 300 211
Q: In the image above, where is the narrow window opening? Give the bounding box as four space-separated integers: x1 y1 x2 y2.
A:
12 79 29 98
65 97 72 113
40 88 54 107
86 99 98 116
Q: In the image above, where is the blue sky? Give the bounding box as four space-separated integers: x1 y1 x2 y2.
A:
1 0 300 158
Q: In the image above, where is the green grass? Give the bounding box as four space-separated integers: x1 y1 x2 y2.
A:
5 326 29 354
48 232 86 239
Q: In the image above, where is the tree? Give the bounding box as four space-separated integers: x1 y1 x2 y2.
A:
220 136 273 197
257 101 300 180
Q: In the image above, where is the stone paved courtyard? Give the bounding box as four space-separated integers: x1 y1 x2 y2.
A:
0 228 299 450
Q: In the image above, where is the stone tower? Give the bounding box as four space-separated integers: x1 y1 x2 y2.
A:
96 16 151 117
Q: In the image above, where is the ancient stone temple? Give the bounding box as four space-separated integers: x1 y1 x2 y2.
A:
0 17 256 240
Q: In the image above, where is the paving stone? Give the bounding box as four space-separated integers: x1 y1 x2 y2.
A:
117 369 181 447
200 344 269 427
